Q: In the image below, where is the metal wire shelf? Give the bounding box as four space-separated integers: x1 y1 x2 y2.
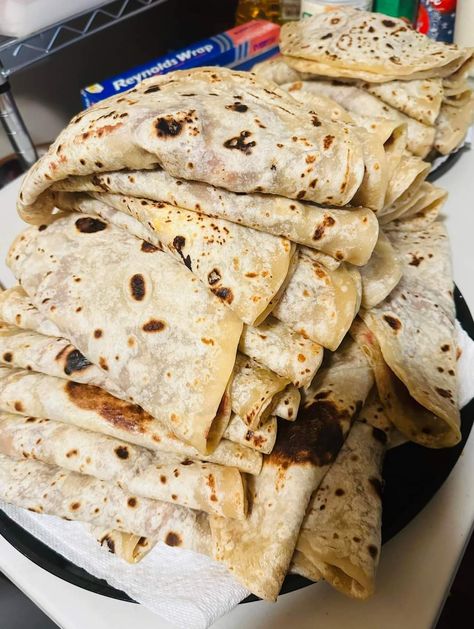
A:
0 0 167 77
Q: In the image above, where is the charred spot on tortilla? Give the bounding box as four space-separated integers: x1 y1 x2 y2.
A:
70 502 81 511
226 102 248 113
66 449 78 458
115 445 129 459
271 400 348 468
368 545 378 558
38 224 48 232
65 381 151 433
435 387 453 399
3 352 13 363
382 19 396 27
212 286 234 304
335 488 345 496
160 475 167 484
155 116 182 137
441 344 450 352
99 357 109 371
63 349 92 375
75 217 107 233
130 274 146 301
369 477 383 499
143 85 161 94
181 459 193 466
383 315 401 331
94 329 103 338
127 497 138 508
323 135 335 150
141 241 159 253
208 268 221 286
142 319 165 332
172 235 192 270
165 532 182 547
223 131 256 155
372 427 387 445
14 401 24 412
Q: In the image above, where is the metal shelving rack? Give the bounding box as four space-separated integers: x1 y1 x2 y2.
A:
0 0 167 168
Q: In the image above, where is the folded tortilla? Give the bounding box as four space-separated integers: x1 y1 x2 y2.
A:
50 190 293 326
359 231 402 309
92 527 155 564
0 286 62 337
384 183 447 232
223 414 277 455
239 316 324 388
18 67 365 218
8 214 243 453
434 95 474 155
210 337 374 600
280 9 472 81
271 250 362 351
0 366 262 474
293 417 386 600
299 81 435 159
362 78 444 126
252 55 309 85
0 453 212 554
382 153 430 211
273 385 301 421
52 170 378 266
0 411 247 519
353 223 460 448
281 82 388 212
0 320 126 399
231 354 289 430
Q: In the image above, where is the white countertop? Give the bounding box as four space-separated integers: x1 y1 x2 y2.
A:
1 149 474 629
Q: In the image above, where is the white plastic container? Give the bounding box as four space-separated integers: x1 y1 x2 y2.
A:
0 0 107 38
300 0 373 18
455 0 474 48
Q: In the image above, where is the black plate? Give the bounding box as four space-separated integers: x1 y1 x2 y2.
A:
1 286 473 604
427 147 469 183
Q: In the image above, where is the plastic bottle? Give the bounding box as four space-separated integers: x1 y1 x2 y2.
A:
235 1 301 25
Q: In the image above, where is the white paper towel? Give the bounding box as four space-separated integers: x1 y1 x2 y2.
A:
1 323 474 629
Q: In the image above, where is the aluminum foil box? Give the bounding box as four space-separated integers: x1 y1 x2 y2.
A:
81 20 280 108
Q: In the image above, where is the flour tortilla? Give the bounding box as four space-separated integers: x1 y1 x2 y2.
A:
8 214 243 453
231 354 289 430
0 411 247 519
283 80 407 197
299 81 435 159
18 67 365 216
210 337 373 600
239 316 324 388
50 190 293 326
280 9 472 80
359 231 402 309
0 453 212 554
0 286 62 337
434 95 474 155
52 170 378 266
281 81 388 212
272 250 362 351
252 55 309 85
0 321 125 399
382 153 430 211
354 223 460 447
362 79 443 126
273 385 301 421
293 419 386 600
0 366 262 474
384 183 447 232
92 527 155 564
223 414 277 455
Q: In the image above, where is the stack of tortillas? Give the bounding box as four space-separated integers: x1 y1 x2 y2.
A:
255 7 474 159
0 58 463 608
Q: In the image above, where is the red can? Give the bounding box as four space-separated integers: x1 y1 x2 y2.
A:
416 0 457 43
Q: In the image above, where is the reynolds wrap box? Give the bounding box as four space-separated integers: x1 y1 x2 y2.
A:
81 20 280 107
